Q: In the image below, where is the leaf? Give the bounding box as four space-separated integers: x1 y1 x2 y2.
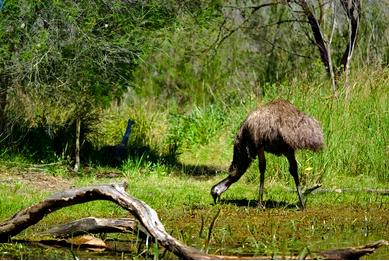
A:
66 235 106 251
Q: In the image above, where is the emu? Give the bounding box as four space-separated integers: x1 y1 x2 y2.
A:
211 99 324 210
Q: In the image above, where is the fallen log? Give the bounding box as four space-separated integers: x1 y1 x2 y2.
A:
317 240 389 260
42 217 149 239
0 183 387 259
15 235 107 252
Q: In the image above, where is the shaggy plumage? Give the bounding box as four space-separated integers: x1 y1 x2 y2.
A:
211 99 324 209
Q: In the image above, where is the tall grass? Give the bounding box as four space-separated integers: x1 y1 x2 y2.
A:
106 67 389 186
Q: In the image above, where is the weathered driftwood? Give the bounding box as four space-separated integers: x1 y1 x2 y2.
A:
15 235 107 251
43 217 148 239
0 183 217 259
0 183 387 260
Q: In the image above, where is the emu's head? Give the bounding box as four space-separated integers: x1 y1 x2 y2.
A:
211 183 224 203
210 143 253 203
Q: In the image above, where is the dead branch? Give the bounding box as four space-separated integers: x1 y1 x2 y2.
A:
290 186 389 196
303 184 322 196
317 239 389 260
211 1 283 52
0 183 387 259
42 217 149 239
309 188 389 195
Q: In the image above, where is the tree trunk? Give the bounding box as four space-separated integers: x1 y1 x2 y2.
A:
296 0 337 92
0 86 7 134
338 0 361 95
73 118 81 172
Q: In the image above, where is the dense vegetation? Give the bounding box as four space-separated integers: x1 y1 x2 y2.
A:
1 0 387 179
0 1 388 258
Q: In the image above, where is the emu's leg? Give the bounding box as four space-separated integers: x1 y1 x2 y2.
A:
285 150 305 210
258 146 266 208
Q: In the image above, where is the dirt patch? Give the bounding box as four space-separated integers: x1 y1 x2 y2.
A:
0 171 72 192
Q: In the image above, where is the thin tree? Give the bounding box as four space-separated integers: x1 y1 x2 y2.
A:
214 0 363 93
291 0 361 92
339 0 361 96
291 0 338 92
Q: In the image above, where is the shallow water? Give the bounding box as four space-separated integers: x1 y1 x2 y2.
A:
162 202 389 259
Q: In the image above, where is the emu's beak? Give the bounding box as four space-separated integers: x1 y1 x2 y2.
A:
212 193 219 204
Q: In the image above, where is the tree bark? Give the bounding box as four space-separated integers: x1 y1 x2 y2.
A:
339 0 361 95
295 0 337 92
43 217 149 239
339 0 361 73
73 118 81 172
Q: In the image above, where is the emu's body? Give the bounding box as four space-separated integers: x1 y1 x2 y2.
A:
211 99 324 209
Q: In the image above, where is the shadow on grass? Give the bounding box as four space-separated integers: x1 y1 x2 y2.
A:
218 198 298 209
7 123 226 178
5 122 227 179
84 143 226 178
169 162 225 177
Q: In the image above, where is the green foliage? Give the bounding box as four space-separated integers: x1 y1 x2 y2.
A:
131 20 226 105
167 105 227 153
0 0 388 181
0 0 183 159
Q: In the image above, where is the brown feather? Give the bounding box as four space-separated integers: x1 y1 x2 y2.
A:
242 99 324 154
